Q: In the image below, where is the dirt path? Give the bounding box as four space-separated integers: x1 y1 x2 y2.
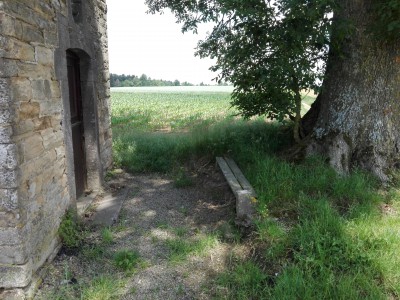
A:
36 164 249 299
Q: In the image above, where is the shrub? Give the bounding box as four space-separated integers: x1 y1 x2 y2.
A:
58 210 83 250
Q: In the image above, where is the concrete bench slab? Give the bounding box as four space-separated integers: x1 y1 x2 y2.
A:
216 157 257 227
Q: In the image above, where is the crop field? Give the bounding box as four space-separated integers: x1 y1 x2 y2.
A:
111 89 236 131
111 87 316 132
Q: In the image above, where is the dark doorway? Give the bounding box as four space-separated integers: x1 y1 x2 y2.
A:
67 51 87 198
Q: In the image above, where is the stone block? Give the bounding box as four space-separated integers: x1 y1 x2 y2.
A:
0 227 23 246
0 244 27 265
0 125 12 143
13 119 35 136
10 77 32 103
41 128 63 150
50 80 61 98
0 12 16 37
36 46 54 66
0 169 17 189
0 211 20 228
39 100 62 116
0 58 18 77
0 260 32 288
33 2 55 19
0 288 25 300
0 78 11 107
18 160 35 182
1 37 35 62
50 115 62 130
32 79 52 100
18 101 40 120
15 20 44 44
33 150 56 172
13 19 24 40
0 144 17 170
4 2 35 27
22 134 44 162
31 13 56 32
34 116 52 131
17 61 55 79
44 29 58 47
0 189 18 211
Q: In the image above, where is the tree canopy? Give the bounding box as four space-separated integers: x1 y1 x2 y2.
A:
147 0 338 141
146 0 400 137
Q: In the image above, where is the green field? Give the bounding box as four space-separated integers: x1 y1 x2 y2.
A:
111 90 236 131
111 87 315 132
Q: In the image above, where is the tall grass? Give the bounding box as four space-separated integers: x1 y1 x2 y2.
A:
113 118 290 173
111 90 400 299
213 153 400 299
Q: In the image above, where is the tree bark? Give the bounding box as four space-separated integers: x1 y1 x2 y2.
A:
301 93 321 136
293 76 303 143
307 0 400 182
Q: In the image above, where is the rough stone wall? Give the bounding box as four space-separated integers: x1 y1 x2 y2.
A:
93 1 113 172
0 0 112 293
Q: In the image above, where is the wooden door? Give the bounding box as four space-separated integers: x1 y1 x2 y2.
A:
67 52 87 198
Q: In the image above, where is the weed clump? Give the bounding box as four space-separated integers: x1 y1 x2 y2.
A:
58 210 83 250
101 227 114 245
114 249 144 273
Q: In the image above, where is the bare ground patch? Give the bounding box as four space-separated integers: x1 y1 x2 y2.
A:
35 162 251 299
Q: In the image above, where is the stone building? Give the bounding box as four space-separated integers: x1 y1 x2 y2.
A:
0 0 112 297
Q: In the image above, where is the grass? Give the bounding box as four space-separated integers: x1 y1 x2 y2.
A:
216 261 268 299
108 88 400 298
101 227 114 244
113 117 289 173
165 233 219 263
80 276 124 300
113 249 147 273
148 223 220 263
38 270 124 300
214 156 400 299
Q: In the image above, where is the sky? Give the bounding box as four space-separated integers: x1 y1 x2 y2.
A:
106 0 216 85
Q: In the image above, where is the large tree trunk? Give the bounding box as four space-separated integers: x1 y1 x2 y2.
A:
307 0 400 182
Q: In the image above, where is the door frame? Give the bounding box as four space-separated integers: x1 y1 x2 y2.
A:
61 49 103 204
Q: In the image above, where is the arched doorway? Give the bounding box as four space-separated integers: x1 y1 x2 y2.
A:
67 50 87 198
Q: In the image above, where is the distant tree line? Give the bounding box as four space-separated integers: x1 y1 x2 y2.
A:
110 73 194 87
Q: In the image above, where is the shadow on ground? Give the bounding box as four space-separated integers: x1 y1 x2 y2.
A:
36 162 250 300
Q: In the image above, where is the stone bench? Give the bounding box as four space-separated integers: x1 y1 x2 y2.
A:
216 157 257 227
